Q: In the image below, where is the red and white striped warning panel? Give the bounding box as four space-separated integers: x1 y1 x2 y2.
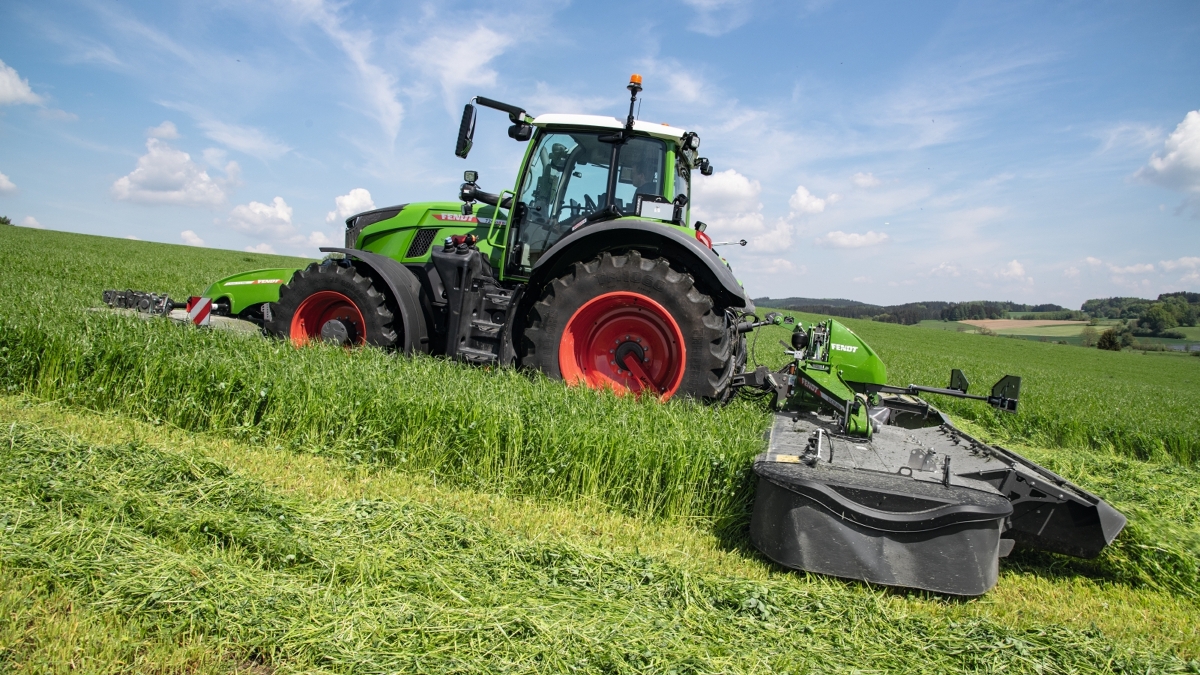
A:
186 296 212 326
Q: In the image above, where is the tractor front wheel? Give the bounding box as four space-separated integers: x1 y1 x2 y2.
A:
522 251 738 402
266 261 399 348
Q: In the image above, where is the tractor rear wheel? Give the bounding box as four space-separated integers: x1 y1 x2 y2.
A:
266 261 399 348
522 251 738 402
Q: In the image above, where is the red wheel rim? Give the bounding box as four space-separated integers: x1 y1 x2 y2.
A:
559 291 687 400
290 291 366 346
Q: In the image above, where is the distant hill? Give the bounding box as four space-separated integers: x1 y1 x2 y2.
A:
752 297 871 309
753 298 1071 325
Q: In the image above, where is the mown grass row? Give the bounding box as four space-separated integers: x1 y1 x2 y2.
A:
3 421 1194 674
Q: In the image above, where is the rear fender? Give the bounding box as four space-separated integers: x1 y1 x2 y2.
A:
203 268 296 315
529 220 752 310
319 247 431 354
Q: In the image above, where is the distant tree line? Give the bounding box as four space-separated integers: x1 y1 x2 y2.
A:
0 216 12 226
753 292 1198 338
751 298 1072 326
1082 293 1198 334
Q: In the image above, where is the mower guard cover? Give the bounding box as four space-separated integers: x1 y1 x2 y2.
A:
751 405 1126 596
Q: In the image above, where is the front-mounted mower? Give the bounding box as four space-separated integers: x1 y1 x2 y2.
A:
103 76 1127 595
736 317 1126 595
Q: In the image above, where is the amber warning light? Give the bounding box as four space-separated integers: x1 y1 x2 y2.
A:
629 73 642 86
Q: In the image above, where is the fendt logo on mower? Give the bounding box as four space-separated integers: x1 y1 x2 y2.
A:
830 343 858 353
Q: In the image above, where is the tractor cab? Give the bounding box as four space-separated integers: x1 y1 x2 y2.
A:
454 75 712 279
506 118 687 272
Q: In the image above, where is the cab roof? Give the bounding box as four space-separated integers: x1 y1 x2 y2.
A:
530 114 687 142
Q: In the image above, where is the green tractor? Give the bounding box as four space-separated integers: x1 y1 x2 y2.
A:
161 75 753 401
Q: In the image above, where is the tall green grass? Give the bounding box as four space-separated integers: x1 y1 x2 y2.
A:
0 309 766 527
3 421 1192 673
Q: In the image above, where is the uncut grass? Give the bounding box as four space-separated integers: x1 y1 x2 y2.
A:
2 421 1194 674
750 312 1200 464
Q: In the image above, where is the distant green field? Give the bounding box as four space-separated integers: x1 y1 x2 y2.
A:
914 319 973 331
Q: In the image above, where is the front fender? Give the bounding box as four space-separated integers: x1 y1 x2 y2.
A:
530 220 751 309
203 268 296 315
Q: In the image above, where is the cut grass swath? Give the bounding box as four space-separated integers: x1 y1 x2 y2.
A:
2 421 1193 674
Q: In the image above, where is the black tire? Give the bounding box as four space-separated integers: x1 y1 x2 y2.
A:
266 260 399 348
522 250 738 401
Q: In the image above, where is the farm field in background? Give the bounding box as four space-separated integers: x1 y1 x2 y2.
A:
2 226 1199 672
959 319 1089 330
915 316 1200 351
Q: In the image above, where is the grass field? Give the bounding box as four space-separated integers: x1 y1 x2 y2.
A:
916 318 1200 350
2 226 1200 672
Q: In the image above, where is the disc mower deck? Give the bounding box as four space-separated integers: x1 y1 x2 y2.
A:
750 400 1126 595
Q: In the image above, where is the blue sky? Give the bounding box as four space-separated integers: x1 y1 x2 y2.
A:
1 0 1197 307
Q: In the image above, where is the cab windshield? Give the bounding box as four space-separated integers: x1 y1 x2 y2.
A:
510 130 666 271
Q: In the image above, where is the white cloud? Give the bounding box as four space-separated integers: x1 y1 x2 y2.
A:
1182 270 1199 284
327 188 375 223
681 0 752 36
112 139 236 207
245 243 276 254
1085 256 1103 266
0 59 42 106
199 120 290 160
147 121 180 139
291 0 404 142
641 58 711 105
0 172 15 194
20 216 42 229
1159 256 1200 271
853 276 872 283
1063 266 1080 278
788 185 827 215
1097 123 1161 153
37 108 78 122
1108 263 1154 274
181 230 205 246
692 169 764 232
852 172 881 188
229 197 294 238
411 27 512 111
202 148 227 167
928 262 961 277
527 82 617 115
816 230 888 248
1136 110 1200 193
763 258 795 274
997 259 1032 284
124 235 139 240
229 196 337 253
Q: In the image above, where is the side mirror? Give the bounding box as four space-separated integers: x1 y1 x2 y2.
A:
697 158 714 176
455 104 477 159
